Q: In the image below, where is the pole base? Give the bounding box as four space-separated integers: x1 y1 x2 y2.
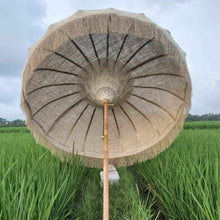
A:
100 165 120 186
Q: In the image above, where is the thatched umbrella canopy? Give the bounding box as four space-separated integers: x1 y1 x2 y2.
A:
21 8 191 168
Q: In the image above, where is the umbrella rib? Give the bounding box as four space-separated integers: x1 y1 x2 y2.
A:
115 34 128 63
131 93 176 120
24 99 46 133
106 33 109 65
54 52 89 75
131 86 184 101
128 54 167 72
129 73 184 81
82 108 97 152
176 102 184 119
69 39 95 70
119 105 139 140
57 28 94 71
173 83 187 119
122 38 153 69
26 83 77 96
125 101 160 136
89 34 101 66
46 99 83 135
64 104 89 147
32 91 80 117
34 68 79 77
112 108 120 137
26 68 78 94
113 34 128 71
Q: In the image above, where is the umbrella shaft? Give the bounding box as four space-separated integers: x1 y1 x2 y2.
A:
103 100 109 220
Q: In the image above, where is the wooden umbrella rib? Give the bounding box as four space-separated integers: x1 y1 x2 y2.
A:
112 108 120 137
54 52 89 75
57 29 93 69
82 108 97 152
69 39 95 70
32 91 80 117
119 105 139 139
54 52 82 68
131 93 176 120
24 99 46 133
129 72 184 81
114 34 128 63
65 104 89 146
131 86 184 101
176 103 184 119
106 33 109 64
26 83 77 96
174 83 188 119
129 54 167 72
122 38 153 68
26 68 78 94
46 99 83 135
89 34 101 66
24 98 33 115
34 68 79 77
47 133 66 147
125 101 160 136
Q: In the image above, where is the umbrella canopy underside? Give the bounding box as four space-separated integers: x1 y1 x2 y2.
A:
21 9 191 167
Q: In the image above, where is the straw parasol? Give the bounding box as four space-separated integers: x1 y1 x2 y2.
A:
21 8 191 167
21 8 191 219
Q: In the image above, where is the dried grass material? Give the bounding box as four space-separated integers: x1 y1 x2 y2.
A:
20 8 191 168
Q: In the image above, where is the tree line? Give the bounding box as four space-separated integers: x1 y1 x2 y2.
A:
0 113 220 127
185 113 220 122
0 118 25 127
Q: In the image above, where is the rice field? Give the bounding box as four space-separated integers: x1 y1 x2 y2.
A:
0 122 219 219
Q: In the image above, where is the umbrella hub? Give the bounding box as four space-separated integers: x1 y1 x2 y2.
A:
78 60 132 106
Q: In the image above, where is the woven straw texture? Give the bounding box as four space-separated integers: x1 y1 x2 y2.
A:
21 8 191 168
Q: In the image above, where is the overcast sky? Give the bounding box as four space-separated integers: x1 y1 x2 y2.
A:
0 0 219 120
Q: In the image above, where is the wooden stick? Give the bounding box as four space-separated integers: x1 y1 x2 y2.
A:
103 99 109 220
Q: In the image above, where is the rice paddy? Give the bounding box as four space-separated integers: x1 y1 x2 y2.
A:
0 122 219 219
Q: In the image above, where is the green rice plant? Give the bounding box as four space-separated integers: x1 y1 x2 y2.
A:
0 131 89 220
0 128 155 219
184 121 220 129
114 168 154 220
74 168 102 220
1 124 220 219
0 127 29 133
74 167 154 220
135 129 220 219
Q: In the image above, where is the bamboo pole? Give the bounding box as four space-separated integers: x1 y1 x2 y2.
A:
102 99 109 220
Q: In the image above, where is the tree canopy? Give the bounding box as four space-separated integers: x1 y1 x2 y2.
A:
0 118 25 127
185 113 220 122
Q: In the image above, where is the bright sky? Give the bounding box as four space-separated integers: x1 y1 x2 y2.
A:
0 0 219 120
